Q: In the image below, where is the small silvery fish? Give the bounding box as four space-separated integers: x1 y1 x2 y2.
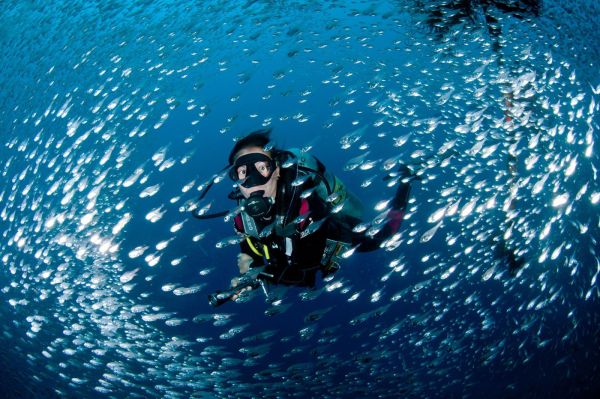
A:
343 151 370 171
216 235 246 248
361 174 378 187
302 217 328 236
300 137 320 152
281 158 299 168
331 199 348 214
119 268 140 283
326 192 341 203
291 174 312 187
420 220 443 243
263 141 276 152
300 186 317 198
213 168 230 183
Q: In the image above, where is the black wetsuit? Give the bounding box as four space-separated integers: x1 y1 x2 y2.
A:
234 166 414 287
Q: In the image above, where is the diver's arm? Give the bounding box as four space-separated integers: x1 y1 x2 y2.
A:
237 253 253 274
229 241 264 302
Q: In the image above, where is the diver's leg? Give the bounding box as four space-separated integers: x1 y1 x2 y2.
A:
385 164 415 234
351 165 416 252
349 153 458 253
384 163 418 235
384 151 457 232
390 164 415 210
350 224 392 252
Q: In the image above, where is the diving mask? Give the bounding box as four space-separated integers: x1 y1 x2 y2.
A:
229 153 277 189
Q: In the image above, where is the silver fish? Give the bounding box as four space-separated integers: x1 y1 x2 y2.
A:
343 151 370 171
420 220 443 243
302 217 328 237
291 173 313 187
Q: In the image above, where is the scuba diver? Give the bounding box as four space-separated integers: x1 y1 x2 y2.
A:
194 129 449 306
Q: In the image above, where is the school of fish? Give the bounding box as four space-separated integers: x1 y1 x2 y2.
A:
0 0 599 397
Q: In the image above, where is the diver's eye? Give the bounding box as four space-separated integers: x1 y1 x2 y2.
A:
237 167 246 180
256 162 270 176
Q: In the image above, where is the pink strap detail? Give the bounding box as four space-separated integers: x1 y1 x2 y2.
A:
298 198 310 229
386 210 405 234
234 214 244 232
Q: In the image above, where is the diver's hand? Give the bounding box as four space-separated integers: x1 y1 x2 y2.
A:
237 253 253 274
230 276 254 302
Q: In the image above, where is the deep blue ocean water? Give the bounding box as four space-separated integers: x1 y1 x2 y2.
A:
1 1 599 398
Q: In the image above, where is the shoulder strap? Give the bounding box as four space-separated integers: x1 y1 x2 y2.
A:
240 211 260 239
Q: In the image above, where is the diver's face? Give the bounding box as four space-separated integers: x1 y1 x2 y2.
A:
234 146 279 199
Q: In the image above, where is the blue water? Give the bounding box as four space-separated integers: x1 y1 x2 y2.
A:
1 0 599 398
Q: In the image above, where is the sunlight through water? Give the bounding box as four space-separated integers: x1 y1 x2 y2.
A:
1 0 599 397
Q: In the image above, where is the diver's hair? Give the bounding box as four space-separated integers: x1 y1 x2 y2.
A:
228 128 276 164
